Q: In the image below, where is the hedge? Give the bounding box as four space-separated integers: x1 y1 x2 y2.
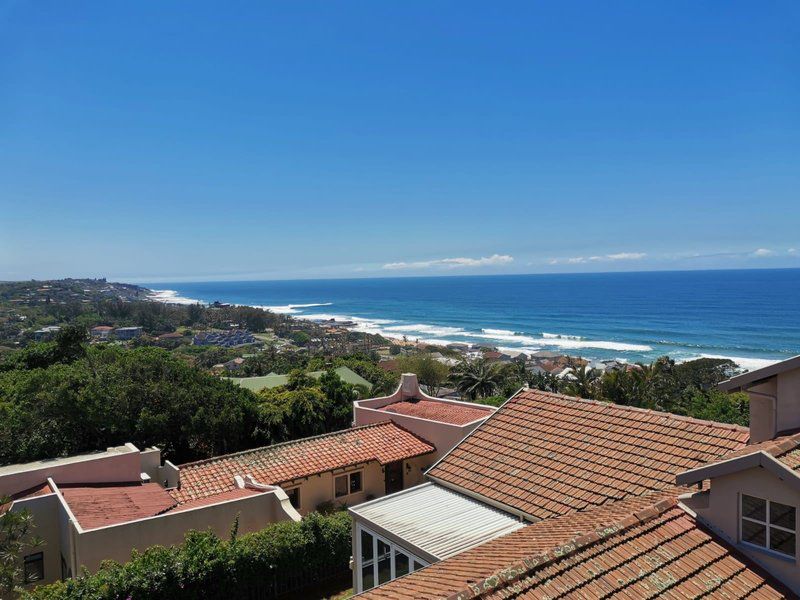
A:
24 511 352 600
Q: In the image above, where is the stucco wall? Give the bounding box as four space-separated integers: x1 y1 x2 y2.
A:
0 448 142 497
777 369 800 433
73 491 294 573
693 468 800 594
13 493 63 588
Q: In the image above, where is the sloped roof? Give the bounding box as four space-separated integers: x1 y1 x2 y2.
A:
678 430 800 487
379 399 493 426
350 483 525 561
358 490 789 599
171 422 435 504
427 389 749 520
719 354 799 391
59 483 177 530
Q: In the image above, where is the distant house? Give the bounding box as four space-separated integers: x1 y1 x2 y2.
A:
192 329 257 348
90 325 114 340
228 366 373 393
114 326 143 340
33 325 60 341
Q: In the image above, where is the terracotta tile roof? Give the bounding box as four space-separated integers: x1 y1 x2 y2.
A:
695 430 800 473
427 389 749 520
359 490 789 599
0 482 54 514
171 422 435 505
379 399 493 425
168 487 262 512
59 483 177 530
357 489 683 599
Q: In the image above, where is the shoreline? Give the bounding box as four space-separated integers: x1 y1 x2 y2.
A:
144 287 782 372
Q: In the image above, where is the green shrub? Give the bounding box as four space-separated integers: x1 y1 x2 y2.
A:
23 512 352 600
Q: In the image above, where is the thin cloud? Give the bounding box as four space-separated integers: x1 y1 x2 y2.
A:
382 254 514 270
751 248 775 258
549 252 646 265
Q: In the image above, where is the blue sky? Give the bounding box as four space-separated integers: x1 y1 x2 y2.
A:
1 1 798 282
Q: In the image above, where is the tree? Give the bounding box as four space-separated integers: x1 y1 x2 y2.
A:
397 354 450 397
451 358 504 400
0 500 41 595
561 365 601 399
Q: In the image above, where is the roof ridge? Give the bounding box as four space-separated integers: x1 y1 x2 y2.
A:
177 421 399 469
445 496 678 600
519 388 751 434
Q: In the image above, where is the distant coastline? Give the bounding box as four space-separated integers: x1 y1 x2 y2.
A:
142 270 800 371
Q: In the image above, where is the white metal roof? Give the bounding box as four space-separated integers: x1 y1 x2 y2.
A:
349 482 525 560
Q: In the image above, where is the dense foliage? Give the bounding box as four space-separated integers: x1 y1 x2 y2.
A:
1 498 41 595
23 511 352 600
0 329 263 464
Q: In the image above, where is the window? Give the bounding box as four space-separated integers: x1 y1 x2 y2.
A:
24 552 44 584
285 487 300 510
741 494 796 557
356 525 428 593
334 471 363 498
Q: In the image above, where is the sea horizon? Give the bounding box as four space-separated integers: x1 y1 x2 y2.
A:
142 268 800 371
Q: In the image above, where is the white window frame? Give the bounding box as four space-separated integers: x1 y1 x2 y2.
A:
334 469 363 499
740 493 796 558
355 523 428 593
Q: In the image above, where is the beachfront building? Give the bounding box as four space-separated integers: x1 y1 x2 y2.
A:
352 355 800 597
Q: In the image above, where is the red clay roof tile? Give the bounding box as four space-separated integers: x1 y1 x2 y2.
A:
379 399 493 425
59 483 177 530
171 422 434 505
427 389 749 520
358 490 788 599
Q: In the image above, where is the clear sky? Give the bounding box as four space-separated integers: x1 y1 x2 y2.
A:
2 1 798 282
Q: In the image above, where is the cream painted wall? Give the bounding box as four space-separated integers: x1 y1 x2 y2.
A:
777 369 800 433
283 458 432 516
693 468 800 594
0 450 143 497
13 494 63 588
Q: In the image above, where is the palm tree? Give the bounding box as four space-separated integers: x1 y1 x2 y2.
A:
563 365 600 399
451 358 504 400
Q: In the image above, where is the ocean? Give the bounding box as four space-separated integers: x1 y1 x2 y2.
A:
144 269 800 370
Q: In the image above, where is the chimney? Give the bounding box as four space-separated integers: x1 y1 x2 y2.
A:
400 373 421 399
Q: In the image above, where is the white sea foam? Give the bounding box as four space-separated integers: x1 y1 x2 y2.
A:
693 354 779 372
535 337 653 352
482 328 518 336
260 302 333 314
384 324 467 337
148 289 204 305
542 332 583 340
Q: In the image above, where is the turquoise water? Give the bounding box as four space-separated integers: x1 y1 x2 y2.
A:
144 269 800 369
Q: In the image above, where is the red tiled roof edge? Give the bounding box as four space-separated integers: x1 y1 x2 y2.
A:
176 421 433 470
444 498 678 600
692 430 800 470
520 389 750 434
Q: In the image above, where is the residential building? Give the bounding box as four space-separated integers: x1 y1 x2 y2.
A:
354 355 800 598
114 326 142 340
33 325 60 341
2 374 487 591
192 329 257 348
353 373 495 464
89 325 113 340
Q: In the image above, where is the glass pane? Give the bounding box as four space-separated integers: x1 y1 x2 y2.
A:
361 530 374 563
742 520 767 547
335 475 348 498
395 551 409 577
770 529 796 556
770 502 796 530
287 488 300 509
377 540 391 584
361 566 375 591
350 471 363 493
742 495 766 521
413 560 425 572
